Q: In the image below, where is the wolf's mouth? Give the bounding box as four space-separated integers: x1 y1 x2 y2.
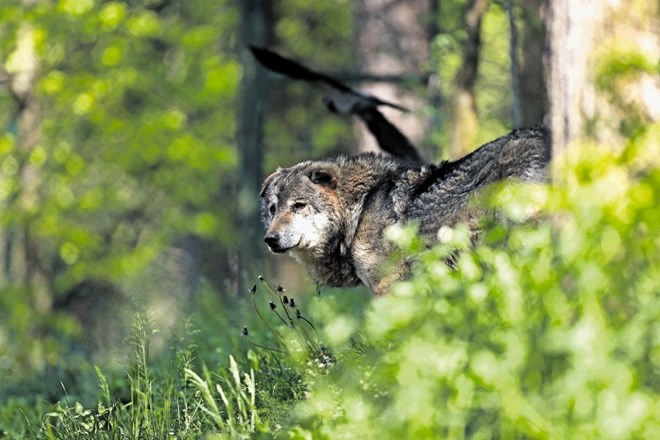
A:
269 245 289 254
267 237 301 254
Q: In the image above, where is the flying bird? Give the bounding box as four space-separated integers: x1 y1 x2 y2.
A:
249 46 424 165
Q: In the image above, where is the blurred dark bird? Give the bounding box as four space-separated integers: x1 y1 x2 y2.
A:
249 46 424 165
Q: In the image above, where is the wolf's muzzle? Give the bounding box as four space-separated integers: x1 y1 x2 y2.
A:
264 232 286 253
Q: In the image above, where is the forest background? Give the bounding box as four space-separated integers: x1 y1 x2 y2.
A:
0 0 658 438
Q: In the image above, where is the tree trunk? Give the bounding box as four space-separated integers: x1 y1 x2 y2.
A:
5 8 50 312
506 0 522 128
237 0 270 293
545 0 658 162
450 0 489 158
518 0 548 128
354 0 433 158
545 0 604 158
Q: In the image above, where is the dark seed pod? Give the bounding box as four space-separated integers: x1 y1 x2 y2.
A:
289 298 296 308
283 295 289 305
269 301 276 310
258 275 264 281
296 309 301 319
242 326 248 337
249 285 256 295
276 285 285 293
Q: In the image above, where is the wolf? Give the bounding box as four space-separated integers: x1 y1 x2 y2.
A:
260 126 550 295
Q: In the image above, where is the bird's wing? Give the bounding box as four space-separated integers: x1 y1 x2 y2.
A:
357 106 424 166
250 46 408 111
250 46 422 164
249 46 352 92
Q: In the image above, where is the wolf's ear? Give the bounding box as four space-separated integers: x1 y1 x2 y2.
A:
260 169 282 197
308 168 337 189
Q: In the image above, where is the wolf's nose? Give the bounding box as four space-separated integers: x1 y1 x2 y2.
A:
264 232 279 247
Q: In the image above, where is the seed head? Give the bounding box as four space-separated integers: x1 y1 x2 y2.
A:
242 326 248 337
269 301 276 310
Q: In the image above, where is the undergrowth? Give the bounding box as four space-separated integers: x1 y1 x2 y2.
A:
1 129 659 439
27 278 324 439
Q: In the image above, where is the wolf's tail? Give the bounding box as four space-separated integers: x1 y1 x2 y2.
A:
405 126 550 231
416 125 550 197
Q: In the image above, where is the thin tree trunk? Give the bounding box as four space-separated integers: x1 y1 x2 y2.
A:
506 0 522 128
518 0 547 127
237 0 270 293
450 0 489 158
5 8 50 312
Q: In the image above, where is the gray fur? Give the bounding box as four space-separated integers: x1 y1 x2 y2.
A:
261 126 550 295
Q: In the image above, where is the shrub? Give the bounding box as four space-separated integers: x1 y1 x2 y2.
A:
288 135 660 439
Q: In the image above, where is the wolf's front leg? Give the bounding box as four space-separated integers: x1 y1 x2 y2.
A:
353 244 406 295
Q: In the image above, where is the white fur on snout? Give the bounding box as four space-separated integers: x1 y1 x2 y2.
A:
268 210 333 258
289 211 332 250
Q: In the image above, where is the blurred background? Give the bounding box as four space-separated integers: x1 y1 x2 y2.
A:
0 0 657 405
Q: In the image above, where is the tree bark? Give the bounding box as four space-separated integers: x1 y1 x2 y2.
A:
354 0 433 158
545 0 604 158
5 7 50 311
450 0 489 158
506 0 522 128
546 0 659 170
237 0 270 293
518 0 547 128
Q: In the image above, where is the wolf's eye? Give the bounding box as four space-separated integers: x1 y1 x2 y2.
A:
269 204 276 216
291 202 307 212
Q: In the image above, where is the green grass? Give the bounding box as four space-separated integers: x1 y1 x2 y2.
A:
35 308 276 439
0 278 323 439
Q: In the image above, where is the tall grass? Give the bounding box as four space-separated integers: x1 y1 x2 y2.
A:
39 311 262 439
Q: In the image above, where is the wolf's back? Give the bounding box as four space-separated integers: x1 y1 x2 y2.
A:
404 125 550 233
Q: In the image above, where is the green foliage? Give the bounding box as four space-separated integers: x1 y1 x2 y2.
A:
38 311 265 439
0 397 50 439
1 2 658 439
0 285 79 379
1 0 239 290
595 41 659 137
3 133 658 438
433 0 517 156
0 0 241 383
475 4 514 141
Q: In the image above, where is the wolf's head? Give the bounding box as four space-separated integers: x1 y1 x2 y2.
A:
260 162 344 260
